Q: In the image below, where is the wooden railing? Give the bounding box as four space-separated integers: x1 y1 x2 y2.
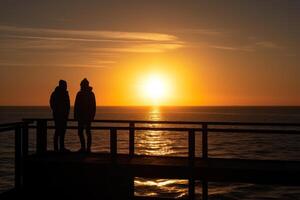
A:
0 121 31 191
1 119 300 199
24 119 300 159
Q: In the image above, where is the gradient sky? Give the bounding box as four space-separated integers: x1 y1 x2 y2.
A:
0 0 299 106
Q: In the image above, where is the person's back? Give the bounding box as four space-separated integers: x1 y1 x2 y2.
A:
74 87 96 123
50 80 70 152
50 85 70 121
74 78 96 153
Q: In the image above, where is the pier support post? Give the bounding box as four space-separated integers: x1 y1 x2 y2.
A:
15 124 22 191
202 123 208 159
36 119 47 154
129 122 135 157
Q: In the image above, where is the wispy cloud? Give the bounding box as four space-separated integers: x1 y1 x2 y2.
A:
0 25 284 69
174 28 224 36
0 62 113 68
208 40 282 52
98 43 184 53
0 25 184 54
255 41 281 49
0 25 179 42
208 45 253 52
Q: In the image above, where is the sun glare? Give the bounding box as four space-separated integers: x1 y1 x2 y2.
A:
141 74 170 104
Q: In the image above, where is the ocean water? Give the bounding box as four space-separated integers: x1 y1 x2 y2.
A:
1 106 300 199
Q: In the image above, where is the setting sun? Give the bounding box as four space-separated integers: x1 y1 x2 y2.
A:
145 75 166 99
139 74 170 105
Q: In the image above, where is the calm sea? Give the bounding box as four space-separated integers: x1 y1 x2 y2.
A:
1 106 300 199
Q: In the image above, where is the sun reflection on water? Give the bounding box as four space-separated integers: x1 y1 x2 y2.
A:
135 106 176 156
134 107 188 198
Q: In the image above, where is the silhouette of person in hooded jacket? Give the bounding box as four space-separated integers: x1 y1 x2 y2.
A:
74 78 96 153
50 80 70 152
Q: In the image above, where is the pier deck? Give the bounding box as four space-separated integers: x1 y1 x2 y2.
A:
25 152 300 185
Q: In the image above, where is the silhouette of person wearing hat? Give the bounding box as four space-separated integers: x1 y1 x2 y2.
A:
50 80 70 152
74 78 96 153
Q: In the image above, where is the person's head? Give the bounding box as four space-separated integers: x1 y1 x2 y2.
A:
58 80 67 90
80 78 89 90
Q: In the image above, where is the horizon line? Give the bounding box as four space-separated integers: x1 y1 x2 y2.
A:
0 105 300 107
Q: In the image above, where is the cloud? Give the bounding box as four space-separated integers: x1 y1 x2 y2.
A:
208 40 281 52
208 45 253 52
0 25 184 55
0 25 179 42
255 41 280 49
174 28 224 36
99 43 184 53
0 62 112 68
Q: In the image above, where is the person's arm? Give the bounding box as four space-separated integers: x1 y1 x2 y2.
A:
50 92 54 110
91 92 96 119
74 93 79 120
66 92 70 117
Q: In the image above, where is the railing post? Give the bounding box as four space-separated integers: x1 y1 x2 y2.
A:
188 129 195 165
202 123 208 159
188 129 195 199
110 128 117 159
188 178 195 200
129 176 135 199
15 124 22 191
129 122 135 157
202 179 208 200
36 119 47 154
22 121 29 157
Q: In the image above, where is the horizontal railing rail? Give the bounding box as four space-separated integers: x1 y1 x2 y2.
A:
22 119 300 160
24 118 300 126
0 122 24 132
25 126 300 134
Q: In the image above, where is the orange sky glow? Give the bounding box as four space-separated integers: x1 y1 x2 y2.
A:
0 1 299 106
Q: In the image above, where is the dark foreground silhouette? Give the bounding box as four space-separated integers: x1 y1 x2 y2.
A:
74 78 96 153
1 120 300 200
50 80 70 152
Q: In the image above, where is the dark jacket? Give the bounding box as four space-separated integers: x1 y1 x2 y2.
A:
50 87 70 121
74 87 96 122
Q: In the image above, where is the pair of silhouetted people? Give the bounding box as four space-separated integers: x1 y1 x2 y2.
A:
50 78 96 153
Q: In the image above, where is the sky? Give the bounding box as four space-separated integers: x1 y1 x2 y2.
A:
0 0 299 106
